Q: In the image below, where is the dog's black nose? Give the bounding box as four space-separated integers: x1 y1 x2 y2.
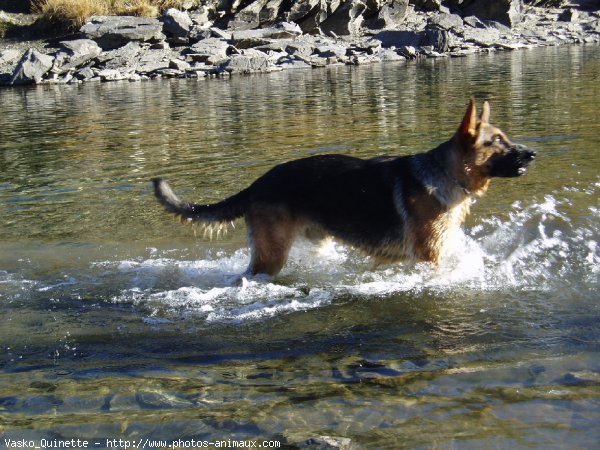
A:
516 145 536 161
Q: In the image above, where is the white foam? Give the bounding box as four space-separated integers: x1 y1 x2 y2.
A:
108 185 599 324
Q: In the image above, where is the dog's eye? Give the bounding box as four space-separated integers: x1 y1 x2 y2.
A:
487 134 506 147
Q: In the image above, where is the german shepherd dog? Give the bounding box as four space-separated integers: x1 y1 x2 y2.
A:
153 99 535 278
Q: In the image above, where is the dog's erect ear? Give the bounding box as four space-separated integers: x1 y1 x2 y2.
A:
480 100 490 123
458 98 478 140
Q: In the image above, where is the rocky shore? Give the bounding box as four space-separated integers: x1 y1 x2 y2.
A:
1 0 599 87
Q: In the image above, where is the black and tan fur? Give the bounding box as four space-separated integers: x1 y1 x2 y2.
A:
153 99 535 278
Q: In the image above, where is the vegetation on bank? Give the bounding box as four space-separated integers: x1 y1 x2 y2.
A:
31 0 194 29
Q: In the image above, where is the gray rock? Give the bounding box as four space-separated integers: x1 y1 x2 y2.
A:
190 4 219 27
349 37 382 54
305 55 331 67
288 0 322 23
400 45 418 58
320 0 367 36
169 58 192 71
75 67 95 80
483 20 511 33
293 0 337 33
154 67 183 78
53 39 102 73
277 58 312 69
135 50 171 73
424 28 450 53
261 0 288 25
461 0 523 28
96 41 143 70
218 54 276 73
10 48 54 85
228 0 264 30
286 41 316 59
462 25 501 47
373 28 449 53
365 0 409 30
558 8 579 22
210 27 232 40
586 20 600 33
464 15 487 29
81 16 166 50
315 41 348 58
429 12 464 31
231 23 302 48
412 0 443 11
98 68 126 81
255 39 293 52
0 49 21 66
189 38 232 63
162 8 193 41
379 48 405 61
526 0 565 5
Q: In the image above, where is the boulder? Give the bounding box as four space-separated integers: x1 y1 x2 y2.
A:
320 0 367 36
411 0 443 11
218 54 276 74
458 0 523 28
293 0 341 34
285 40 316 59
169 58 192 70
288 0 323 23
558 8 579 22
462 25 501 47
52 39 102 74
10 48 54 85
260 0 287 25
95 41 143 71
365 0 410 30
227 0 276 30
428 12 464 31
162 8 193 42
81 16 166 50
188 38 233 64
98 68 127 81
135 50 171 73
373 28 449 52
315 41 348 58
231 23 302 48
74 67 95 81
0 49 21 66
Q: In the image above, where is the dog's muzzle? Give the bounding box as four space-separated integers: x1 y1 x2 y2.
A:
488 144 536 178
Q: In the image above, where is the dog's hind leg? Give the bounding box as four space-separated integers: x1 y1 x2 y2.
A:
245 205 297 277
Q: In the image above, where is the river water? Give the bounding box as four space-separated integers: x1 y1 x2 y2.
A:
1 45 599 449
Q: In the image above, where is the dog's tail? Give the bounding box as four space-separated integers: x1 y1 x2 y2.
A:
152 178 248 238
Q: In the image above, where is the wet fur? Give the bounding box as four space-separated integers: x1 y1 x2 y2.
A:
153 99 536 278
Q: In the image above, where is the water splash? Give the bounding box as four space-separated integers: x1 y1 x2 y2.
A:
109 182 599 323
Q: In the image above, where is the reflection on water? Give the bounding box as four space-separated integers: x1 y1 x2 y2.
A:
0 45 599 448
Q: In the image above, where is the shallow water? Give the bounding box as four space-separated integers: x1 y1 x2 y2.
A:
1 45 599 449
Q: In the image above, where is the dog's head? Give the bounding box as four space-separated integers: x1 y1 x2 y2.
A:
454 98 536 194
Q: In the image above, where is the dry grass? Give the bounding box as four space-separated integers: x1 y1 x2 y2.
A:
32 0 196 29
